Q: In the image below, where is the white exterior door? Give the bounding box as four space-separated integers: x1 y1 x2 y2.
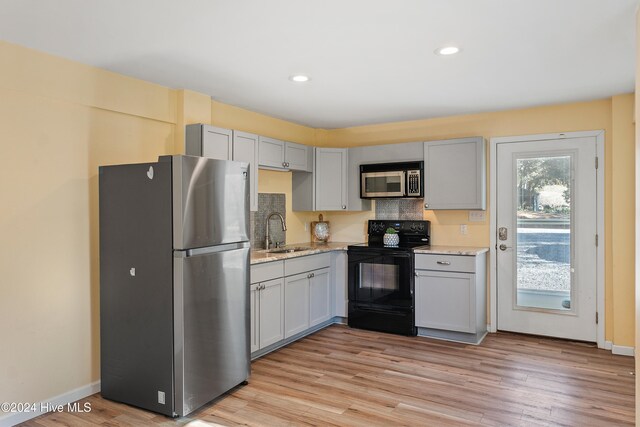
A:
496 136 598 341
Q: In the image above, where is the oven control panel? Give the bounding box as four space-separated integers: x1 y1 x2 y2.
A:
368 220 430 236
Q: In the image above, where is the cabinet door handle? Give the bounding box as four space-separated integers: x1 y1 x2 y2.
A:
424 202 429 209
311 272 315 277
307 273 311 278
342 205 346 210
436 261 451 265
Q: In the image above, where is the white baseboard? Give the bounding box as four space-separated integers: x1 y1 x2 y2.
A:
0 381 100 427
611 344 635 357
604 340 613 350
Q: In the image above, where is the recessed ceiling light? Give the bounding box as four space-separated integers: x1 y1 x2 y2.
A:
289 74 310 83
435 46 461 56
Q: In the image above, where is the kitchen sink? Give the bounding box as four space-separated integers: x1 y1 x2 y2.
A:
267 247 311 254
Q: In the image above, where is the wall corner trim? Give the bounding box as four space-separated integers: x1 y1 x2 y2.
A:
0 381 100 427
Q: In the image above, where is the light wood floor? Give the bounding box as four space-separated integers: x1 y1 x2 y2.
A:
22 325 635 426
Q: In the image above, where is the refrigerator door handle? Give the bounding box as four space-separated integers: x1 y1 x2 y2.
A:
175 241 250 258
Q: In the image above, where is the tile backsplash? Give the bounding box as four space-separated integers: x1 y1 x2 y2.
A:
252 193 286 249
375 199 424 220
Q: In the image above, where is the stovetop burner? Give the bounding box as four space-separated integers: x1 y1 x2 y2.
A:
348 219 431 252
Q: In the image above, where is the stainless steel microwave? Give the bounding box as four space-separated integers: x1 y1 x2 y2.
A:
360 161 423 199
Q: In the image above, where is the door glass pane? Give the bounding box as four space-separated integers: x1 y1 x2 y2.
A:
516 155 572 311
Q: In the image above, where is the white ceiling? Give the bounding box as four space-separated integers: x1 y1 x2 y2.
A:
0 0 637 128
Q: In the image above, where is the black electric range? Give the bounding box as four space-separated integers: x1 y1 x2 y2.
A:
347 220 430 336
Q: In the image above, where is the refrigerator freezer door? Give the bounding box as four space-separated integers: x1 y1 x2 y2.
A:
173 155 250 250
173 242 251 416
99 161 175 416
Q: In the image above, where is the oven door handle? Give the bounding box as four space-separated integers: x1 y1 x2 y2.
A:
353 305 410 316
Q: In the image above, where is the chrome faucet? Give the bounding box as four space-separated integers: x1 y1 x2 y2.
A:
265 212 287 250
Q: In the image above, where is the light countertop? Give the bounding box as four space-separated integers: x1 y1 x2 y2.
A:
250 242 355 265
250 242 489 264
414 245 489 256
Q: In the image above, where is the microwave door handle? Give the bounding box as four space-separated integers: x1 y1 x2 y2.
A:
400 171 406 196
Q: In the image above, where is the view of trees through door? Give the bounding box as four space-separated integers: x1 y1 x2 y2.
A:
516 155 572 311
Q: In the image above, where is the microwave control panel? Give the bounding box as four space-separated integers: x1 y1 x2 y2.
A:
407 170 421 196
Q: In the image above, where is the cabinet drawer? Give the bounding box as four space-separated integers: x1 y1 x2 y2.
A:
285 253 331 277
251 261 284 284
415 254 476 273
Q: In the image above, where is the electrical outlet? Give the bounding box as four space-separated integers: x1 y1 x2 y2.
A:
158 391 165 405
468 211 486 222
460 224 468 235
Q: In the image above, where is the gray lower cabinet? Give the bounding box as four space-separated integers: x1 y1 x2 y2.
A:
415 271 476 333
250 283 259 353
423 136 486 210
309 268 331 327
414 252 487 344
250 261 285 353
284 272 310 338
284 266 331 338
251 253 332 357
250 277 285 351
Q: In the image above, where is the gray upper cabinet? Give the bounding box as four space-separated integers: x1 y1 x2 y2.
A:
423 137 486 210
233 131 259 212
185 124 233 161
285 142 311 172
258 136 285 169
315 148 348 211
258 137 311 171
292 147 349 211
354 141 424 164
186 124 258 212
346 147 372 212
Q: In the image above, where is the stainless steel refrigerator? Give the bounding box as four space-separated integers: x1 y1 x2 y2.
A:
99 154 250 417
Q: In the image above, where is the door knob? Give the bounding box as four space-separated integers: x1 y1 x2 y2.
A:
499 244 509 251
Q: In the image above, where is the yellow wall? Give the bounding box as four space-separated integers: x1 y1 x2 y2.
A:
612 94 636 347
635 8 639 423
212 100 317 145
0 41 177 404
